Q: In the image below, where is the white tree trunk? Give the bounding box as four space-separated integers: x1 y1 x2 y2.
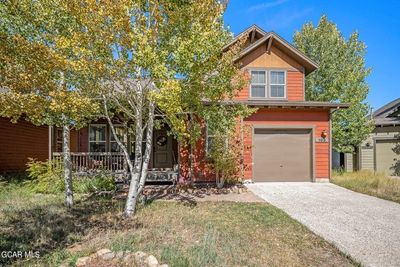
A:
102 97 137 217
138 102 155 194
103 80 155 217
216 170 225 189
124 101 144 216
63 124 73 208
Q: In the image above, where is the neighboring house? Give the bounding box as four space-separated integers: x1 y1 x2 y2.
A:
0 117 50 173
343 98 400 176
0 25 349 182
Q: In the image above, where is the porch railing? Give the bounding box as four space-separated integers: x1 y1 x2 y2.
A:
52 152 127 174
52 152 179 182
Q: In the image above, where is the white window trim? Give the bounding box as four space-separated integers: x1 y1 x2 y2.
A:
205 123 229 156
249 70 267 99
205 123 214 155
248 69 287 100
269 70 287 99
89 124 107 152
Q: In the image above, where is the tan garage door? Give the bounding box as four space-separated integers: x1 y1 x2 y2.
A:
253 129 312 182
376 139 400 176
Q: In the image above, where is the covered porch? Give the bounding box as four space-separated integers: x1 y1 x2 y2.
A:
49 120 179 182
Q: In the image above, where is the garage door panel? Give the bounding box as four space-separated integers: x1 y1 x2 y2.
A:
376 139 400 176
253 129 312 182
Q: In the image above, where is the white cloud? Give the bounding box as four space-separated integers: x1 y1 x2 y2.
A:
265 7 313 30
247 0 290 12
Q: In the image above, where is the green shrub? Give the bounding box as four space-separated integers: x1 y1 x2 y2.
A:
26 159 64 193
26 159 116 194
73 172 116 193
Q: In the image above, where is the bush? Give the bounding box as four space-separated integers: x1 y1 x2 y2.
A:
208 133 240 188
26 159 116 194
26 159 64 193
207 128 252 188
73 173 116 193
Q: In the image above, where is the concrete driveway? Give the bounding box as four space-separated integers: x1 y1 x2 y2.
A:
246 182 400 267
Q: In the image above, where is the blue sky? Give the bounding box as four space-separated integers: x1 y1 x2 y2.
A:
224 0 400 111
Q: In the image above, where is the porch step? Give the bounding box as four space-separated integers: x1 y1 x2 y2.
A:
147 170 178 182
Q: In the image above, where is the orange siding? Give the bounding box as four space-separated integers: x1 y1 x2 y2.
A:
179 123 215 182
243 109 330 180
234 84 250 100
0 117 49 173
179 108 331 182
287 70 304 101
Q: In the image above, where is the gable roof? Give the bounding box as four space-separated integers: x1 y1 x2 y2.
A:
372 98 400 126
224 25 319 75
223 24 267 50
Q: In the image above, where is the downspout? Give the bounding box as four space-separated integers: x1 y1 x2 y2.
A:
177 140 181 185
328 111 332 180
188 113 193 184
329 107 340 180
239 116 244 181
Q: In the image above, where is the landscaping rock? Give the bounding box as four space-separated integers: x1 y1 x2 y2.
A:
115 251 124 259
134 251 148 265
145 255 159 267
73 248 166 267
75 256 91 267
122 252 135 263
100 251 115 260
96 248 112 258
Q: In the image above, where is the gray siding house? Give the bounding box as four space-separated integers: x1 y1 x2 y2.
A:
343 98 400 176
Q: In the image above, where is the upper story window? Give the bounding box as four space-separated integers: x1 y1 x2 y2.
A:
250 70 266 97
270 71 286 98
250 69 286 99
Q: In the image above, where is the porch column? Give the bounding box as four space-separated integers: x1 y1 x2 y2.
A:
48 126 53 160
123 123 129 175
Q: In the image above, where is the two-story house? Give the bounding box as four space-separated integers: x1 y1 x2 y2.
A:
182 25 349 183
1 25 349 182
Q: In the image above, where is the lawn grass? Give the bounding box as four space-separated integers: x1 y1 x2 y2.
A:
0 178 356 267
332 170 400 204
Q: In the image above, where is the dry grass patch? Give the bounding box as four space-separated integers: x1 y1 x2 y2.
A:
0 179 357 267
332 170 400 203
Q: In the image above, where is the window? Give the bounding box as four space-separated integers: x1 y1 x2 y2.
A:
89 125 106 152
206 124 215 155
110 126 125 152
250 69 287 99
205 124 228 155
55 128 63 152
250 70 266 97
270 71 286 98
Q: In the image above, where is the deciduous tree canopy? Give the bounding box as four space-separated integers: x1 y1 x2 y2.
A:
294 15 373 152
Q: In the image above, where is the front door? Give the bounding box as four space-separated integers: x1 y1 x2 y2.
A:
152 129 172 169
